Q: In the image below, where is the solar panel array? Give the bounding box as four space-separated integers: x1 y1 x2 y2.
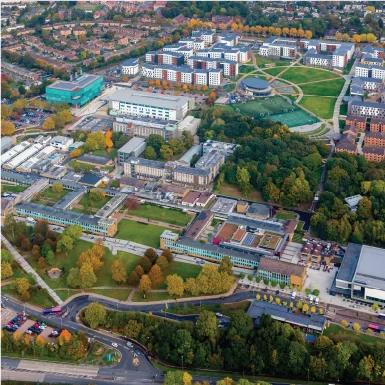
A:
243 233 256 246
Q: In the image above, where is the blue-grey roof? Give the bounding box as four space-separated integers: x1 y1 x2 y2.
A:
47 74 101 91
351 100 385 109
336 243 362 283
241 78 271 90
78 173 102 186
121 58 139 67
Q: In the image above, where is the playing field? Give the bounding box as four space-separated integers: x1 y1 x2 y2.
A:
231 96 318 127
300 78 345 97
299 96 337 119
279 67 341 84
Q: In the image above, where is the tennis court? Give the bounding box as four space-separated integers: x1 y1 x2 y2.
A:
231 96 318 127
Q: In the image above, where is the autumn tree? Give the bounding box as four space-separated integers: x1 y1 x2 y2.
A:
161 249 173 263
148 264 163 285
77 246 104 272
1 262 13 280
156 255 169 271
144 248 158 264
1 120 15 136
138 274 152 295
84 302 106 329
105 130 113 148
58 329 72 345
112 259 127 284
51 182 63 199
166 274 184 297
79 262 97 289
43 116 55 130
139 256 152 273
70 149 82 158
90 188 105 202
125 197 140 210
127 270 140 286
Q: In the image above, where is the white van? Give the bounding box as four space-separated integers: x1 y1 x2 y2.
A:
309 295 314 304
291 291 297 299
315 297 319 305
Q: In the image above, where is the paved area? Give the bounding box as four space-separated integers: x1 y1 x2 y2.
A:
280 241 301 263
17 360 100 376
2 370 45 383
1 235 63 305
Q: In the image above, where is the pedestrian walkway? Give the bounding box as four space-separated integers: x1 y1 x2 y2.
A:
1 235 63 306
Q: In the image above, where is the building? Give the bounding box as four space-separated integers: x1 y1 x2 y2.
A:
345 115 367 131
117 137 146 164
246 203 271 220
194 149 225 181
50 136 74 151
69 141 84 152
77 154 113 166
370 118 385 132
345 195 363 212
364 131 385 147
362 146 385 162
3 143 43 170
361 45 385 59
259 36 297 59
186 56 238 77
109 89 194 120
361 55 384 66
1 141 31 166
355 64 385 80
247 300 326 333
16 146 56 173
241 77 272 96
348 101 385 119
46 74 104 107
236 201 249 213
257 257 306 287
332 243 385 304
335 127 358 154
350 77 383 97
202 140 239 158
146 51 184 66
120 58 139 76
1 137 13 153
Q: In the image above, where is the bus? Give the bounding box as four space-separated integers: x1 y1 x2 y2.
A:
43 307 62 315
368 323 385 333
378 313 385 320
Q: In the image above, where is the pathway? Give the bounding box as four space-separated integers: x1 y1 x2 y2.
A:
114 212 185 231
2 235 63 305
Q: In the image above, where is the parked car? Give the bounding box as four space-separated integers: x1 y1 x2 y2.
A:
215 313 223 318
126 342 134 348
134 349 141 355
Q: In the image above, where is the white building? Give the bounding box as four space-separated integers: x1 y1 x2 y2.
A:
50 136 74 151
355 64 385 80
120 58 139 76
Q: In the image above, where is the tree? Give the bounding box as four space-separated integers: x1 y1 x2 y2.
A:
148 264 163 285
58 329 72 345
43 116 55 130
51 182 63 199
144 248 158 264
142 146 157 160
162 249 173 263
164 371 192 385
105 130 113 148
138 275 152 295
139 256 152 273
112 259 127 284
1 262 13 280
123 319 143 340
341 320 348 328
46 250 55 266
79 262 97 289
84 302 106 329
12 277 30 296
166 274 184 297
57 235 74 256
372 302 379 312
219 256 233 276
196 311 218 341
67 267 81 288
160 144 173 160
32 244 41 259
21 238 32 251
90 188 105 202
156 255 169 271
70 149 82 158
146 134 165 155
353 322 360 332
35 220 49 237
1 120 15 136
125 198 140 210
41 243 52 258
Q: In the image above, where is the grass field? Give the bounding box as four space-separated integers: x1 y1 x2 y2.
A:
263 67 287 77
2 284 56 308
240 66 256 74
74 3 103 10
155 262 202 289
116 219 170 248
299 96 337 119
68 160 95 172
132 291 201 302
1 184 27 193
40 187 70 201
125 204 192 226
56 288 132 301
300 78 345 97
276 211 297 220
256 56 290 67
339 103 348 116
246 74 267 80
324 324 385 346
280 67 341 84
79 193 111 209
28 240 140 289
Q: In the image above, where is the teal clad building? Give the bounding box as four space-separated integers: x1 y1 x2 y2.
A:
46 74 104 107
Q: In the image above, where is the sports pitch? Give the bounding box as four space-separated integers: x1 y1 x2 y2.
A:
231 96 318 127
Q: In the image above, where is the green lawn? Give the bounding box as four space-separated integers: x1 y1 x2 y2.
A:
132 291 201 302
40 187 70 201
276 211 297 220
28 239 140 289
79 193 111 209
339 103 348 116
167 301 250 316
2 351 83 364
125 204 192 226
300 78 345 97
56 288 132 301
299 96 337 119
115 219 170 248
256 56 291 67
280 67 341 84
1 184 27 193
2 284 56 308
155 262 202 289
239 66 256 74
324 323 385 346
89 149 116 159
263 67 287 77
68 160 95 172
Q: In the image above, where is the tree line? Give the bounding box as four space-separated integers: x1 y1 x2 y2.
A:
81 304 385 383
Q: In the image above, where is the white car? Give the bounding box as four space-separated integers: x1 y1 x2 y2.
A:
126 342 134 348
215 313 223 318
111 342 118 348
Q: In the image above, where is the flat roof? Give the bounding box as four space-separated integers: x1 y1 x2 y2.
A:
211 197 237 215
241 78 271 90
78 173 102 186
353 245 385 290
109 89 191 110
336 243 362 283
258 257 305 278
77 154 111 165
47 74 102 92
118 137 146 154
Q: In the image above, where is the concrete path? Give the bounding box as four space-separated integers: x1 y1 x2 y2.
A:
2 235 63 306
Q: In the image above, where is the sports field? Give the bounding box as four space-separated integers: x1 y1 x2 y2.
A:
279 67 341 84
300 78 345 97
299 96 337 119
231 96 318 127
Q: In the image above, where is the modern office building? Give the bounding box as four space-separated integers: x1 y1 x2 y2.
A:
117 137 146 164
355 64 385 80
348 101 385 119
109 89 194 120
332 243 385 304
46 74 104 107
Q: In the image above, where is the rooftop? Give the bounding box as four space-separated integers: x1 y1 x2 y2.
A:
211 197 237 215
258 257 305 277
78 173 102 186
336 243 362 283
47 74 102 92
77 153 111 165
118 137 146 154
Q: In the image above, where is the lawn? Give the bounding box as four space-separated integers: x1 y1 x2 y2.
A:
239 66 256 74
132 291 202 302
300 78 345 97
116 219 170 248
89 149 117 159
256 56 290 67
155 262 202 289
125 204 192 226
78 193 111 209
280 67 341 84
74 2 103 11
339 103 348 116
40 187 70 201
299 96 337 119
68 160 95 172
263 67 287 77
276 211 297 220
2 284 56 308
28 240 140 289
56 288 132 301
1 184 27 193
324 323 385 346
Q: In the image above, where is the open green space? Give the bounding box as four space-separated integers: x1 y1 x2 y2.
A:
256 56 291 68
299 96 337 119
2 284 56 308
56 288 132 301
116 219 170 248
78 193 111 209
239 66 256 74
324 323 385 346
276 211 297 220
300 78 345 97
246 74 267 80
263 67 286 77
222 83 236 92
125 204 192 226
339 103 348 116
28 239 140 289
279 67 341 84
40 187 70 201
2 351 83 365
74 2 103 11
154 262 202 289
1 184 27 193
68 160 95 172
132 291 202 302
89 148 117 159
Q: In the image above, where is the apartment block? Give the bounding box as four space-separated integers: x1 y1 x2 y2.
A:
260 36 297 59
370 118 385 132
187 56 238 77
364 131 385 147
362 147 385 162
345 115 367 131
120 58 139 76
355 64 385 80
348 101 385 119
